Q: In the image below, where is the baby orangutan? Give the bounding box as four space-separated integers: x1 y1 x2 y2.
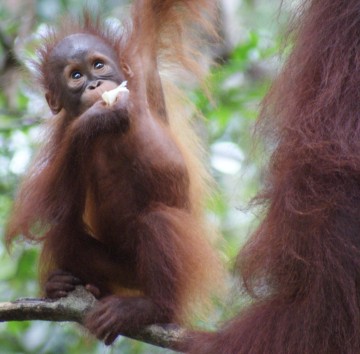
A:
6 1 222 345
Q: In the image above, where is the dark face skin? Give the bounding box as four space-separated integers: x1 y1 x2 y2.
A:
46 33 125 116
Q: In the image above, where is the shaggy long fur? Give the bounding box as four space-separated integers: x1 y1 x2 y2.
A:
6 0 223 337
188 1 360 353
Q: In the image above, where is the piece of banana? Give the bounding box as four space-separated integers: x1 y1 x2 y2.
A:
102 81 129 106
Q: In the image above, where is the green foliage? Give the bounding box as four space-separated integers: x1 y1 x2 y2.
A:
0 0 288 352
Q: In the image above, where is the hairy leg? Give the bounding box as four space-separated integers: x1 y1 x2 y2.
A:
41 224 132 299
85 204 192 344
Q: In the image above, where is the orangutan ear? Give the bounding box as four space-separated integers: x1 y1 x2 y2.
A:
45 91 62 114
121 62 133 78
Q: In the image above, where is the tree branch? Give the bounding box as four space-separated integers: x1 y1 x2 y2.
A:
0 287 190 352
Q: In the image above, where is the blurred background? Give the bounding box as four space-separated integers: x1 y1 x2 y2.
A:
0 0 295 353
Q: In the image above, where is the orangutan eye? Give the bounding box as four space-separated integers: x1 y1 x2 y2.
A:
71 71 82 80
94 61 104 69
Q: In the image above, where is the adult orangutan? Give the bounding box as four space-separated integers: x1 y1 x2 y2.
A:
6 0 223 345
188 0 360 353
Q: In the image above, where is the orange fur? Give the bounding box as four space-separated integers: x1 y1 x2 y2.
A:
188 1 360 353
5 0 223 340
